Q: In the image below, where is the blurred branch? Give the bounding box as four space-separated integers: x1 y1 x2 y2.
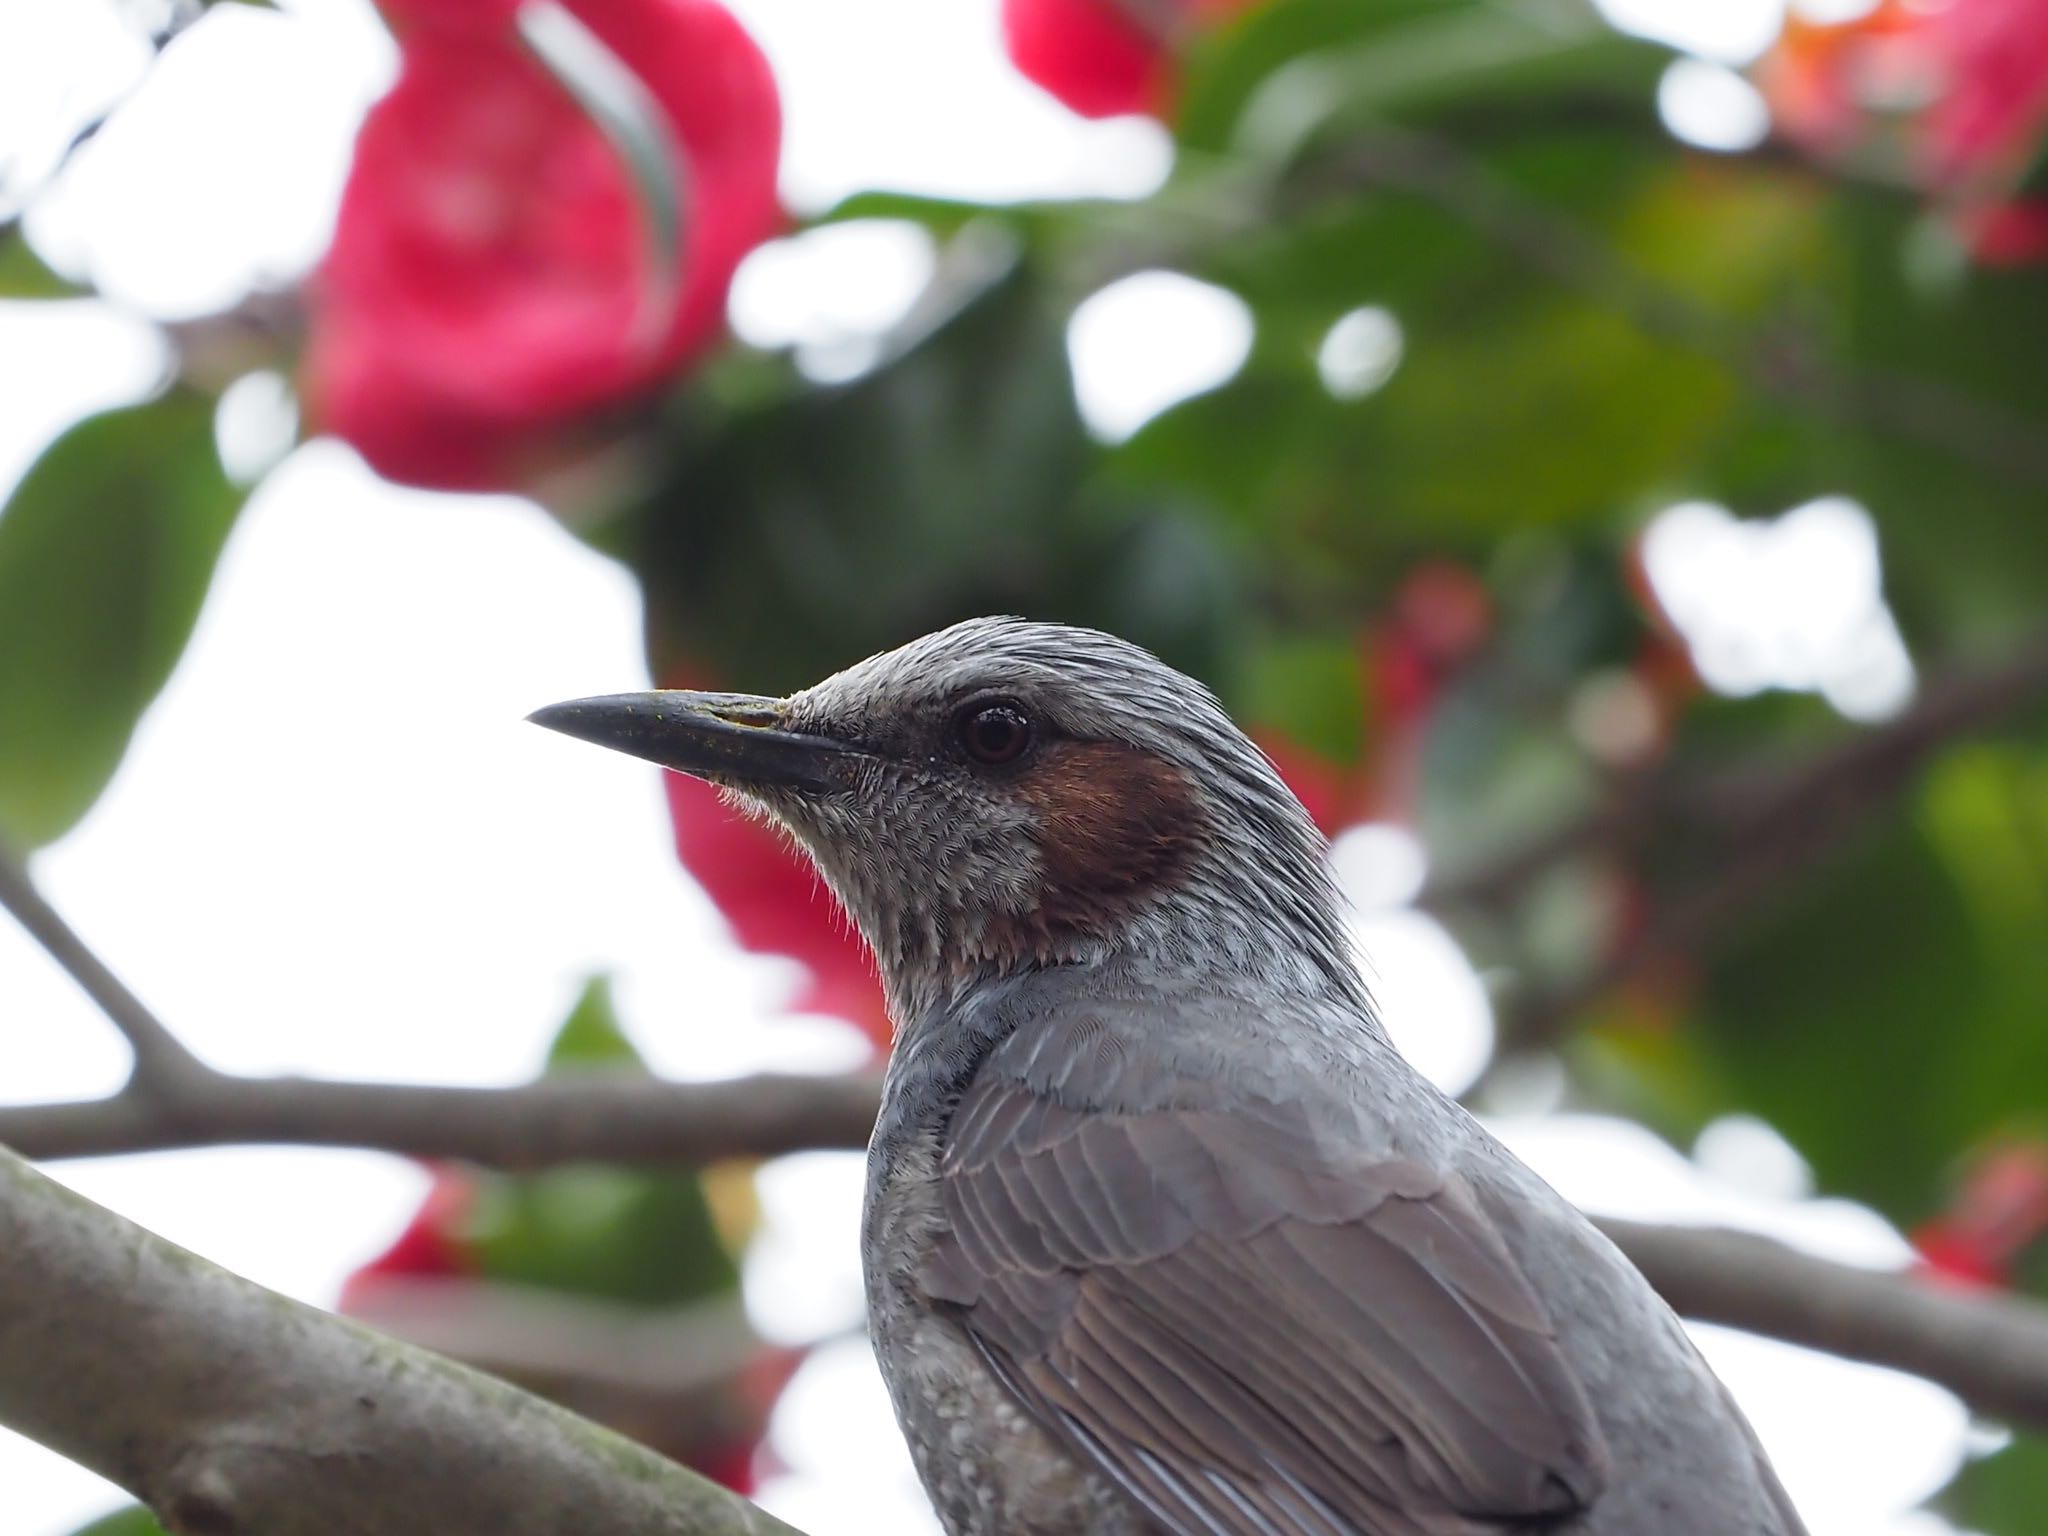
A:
0 1069 881 1166
0 842 207 1088
342 1276 815 1464
1106 0 1182 47
162 290 306 392
1602 1217 2048 1431
1470 626 2048 1051
0 1145 804 1536
1689 625 2048 837
345 1281 762 1419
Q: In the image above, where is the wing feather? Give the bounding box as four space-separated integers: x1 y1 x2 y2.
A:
928 1057 1609 1536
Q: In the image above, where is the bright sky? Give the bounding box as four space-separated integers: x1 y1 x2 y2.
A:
0 0 1969 1532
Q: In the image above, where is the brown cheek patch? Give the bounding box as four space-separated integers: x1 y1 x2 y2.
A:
1015 740 1207 940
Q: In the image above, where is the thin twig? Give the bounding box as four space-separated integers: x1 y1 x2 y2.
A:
0 842 206 1087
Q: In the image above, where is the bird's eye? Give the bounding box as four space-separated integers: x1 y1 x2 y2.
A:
959 702 1033 765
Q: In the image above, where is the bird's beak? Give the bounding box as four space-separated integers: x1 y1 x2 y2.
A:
526 691 860 795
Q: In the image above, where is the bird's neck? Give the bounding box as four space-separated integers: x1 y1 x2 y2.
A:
876 918 1391 1144
871 874 1374 1032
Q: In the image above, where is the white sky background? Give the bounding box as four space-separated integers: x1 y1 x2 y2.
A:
0 0 1970 1531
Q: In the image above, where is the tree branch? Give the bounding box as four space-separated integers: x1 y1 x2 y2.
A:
0 843 207 1088
0 1070 882 1167
0 1146 803 1536
1601 1217 2048 1431
9 1070 2048 1432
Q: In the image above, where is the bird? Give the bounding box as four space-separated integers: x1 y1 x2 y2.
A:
530 616 1807 1536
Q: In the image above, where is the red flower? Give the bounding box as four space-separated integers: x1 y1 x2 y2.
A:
645 654 888 1051
1919 0 2048 181
1962 198 2048 263
1757 2 1925 158
1001 0 1258 120
1362 561 1493 824
1913 1140 2048 1290
1256 731 1366 839
665 769 890 1050
659 656 888 1048
1758 0 2048 264
307 0 782 490
337 1165 478 1312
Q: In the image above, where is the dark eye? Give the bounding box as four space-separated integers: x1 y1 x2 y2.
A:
959 702 1033 765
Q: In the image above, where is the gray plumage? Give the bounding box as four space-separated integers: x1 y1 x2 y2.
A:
533 616 1808 1536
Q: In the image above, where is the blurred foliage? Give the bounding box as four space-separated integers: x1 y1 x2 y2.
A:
1947 1435 2048 1529
0 395 242 848
332 977 774 1487
66 1510 168 1536
1679 753 2048 1217
0 231 79 299
343 975 747 1308
466 977 743 1305
7 0 2048 1529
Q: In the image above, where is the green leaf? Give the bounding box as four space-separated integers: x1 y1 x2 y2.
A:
625 241 1246 694
460 977 743 1305
629 245 1079 689
1179 0 1663 159
0 231 80 298
814 190 1024 238
1940 1432 2048 1534
1797 187 2048 628
1113 144 1825 556
1421 699 1598 899
1639 751 2048 1219
68 1509 170 1536
545 974 643 1072
0 394 244 847
1180 0 1444 153
465 1162 741 1306
1235 631 1369 763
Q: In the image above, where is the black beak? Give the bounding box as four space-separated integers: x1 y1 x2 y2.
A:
526 691 860 795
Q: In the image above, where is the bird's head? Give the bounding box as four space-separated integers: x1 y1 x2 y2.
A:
532 618 1361 1019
